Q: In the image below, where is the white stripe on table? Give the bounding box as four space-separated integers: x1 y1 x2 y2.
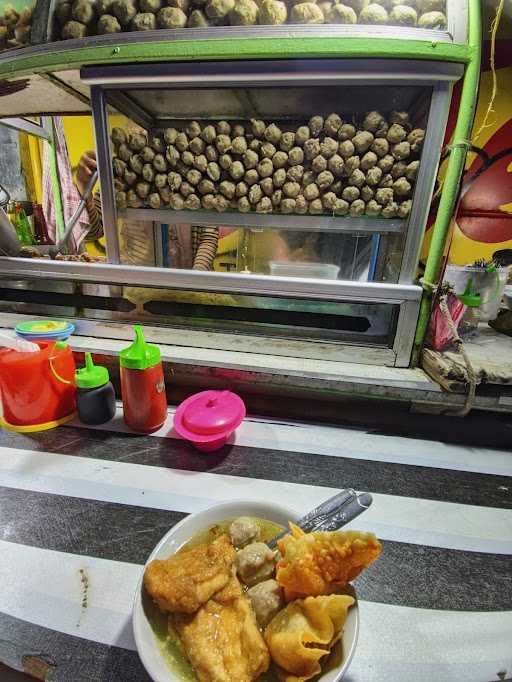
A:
1 447 511 555
70 408 512 477
0 541 510 682
0 540 140 650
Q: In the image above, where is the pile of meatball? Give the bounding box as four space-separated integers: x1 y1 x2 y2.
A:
55 0 446 40
112 110 424 219
229 516 283 629
0 4 32 51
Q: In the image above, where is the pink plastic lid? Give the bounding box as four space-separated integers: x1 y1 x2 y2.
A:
174 390 246 443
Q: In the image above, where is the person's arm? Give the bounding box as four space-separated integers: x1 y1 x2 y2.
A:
76 150 104 240
84 193 104 241
193 226 220 270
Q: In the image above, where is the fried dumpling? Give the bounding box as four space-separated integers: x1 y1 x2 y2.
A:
264 594 354 681
276 524 381 600
144 534 236 613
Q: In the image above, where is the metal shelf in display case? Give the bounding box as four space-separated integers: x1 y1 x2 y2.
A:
119 209 406 235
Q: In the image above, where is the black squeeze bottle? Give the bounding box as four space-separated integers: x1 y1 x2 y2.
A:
75 352 116 425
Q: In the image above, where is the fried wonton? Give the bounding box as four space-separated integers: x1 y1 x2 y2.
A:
264 594 354 681
276 524 381 600
144 534 236 613
173 576 270 682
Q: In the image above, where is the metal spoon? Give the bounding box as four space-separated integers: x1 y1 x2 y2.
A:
267 489 372 549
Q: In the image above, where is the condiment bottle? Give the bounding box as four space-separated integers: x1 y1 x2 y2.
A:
32 204 52 245
75 353 116 425
13 203 33 245
120 325 167 433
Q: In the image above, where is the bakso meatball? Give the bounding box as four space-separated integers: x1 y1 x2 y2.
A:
236 542 277 587
62 21 87 40
258 0 287 24
157 5 187 27
111 0 137 25
390 5 418 26
328 4 357 23
229 0 258 25
359 3 389 23
362 111 385 134
72 0 96 24
291 2 324 23
131 12 157 30
139 0 161 10
188 9 210 26
247 579 284 628
205 0 234 19
97 14 121 32
418 10 446 29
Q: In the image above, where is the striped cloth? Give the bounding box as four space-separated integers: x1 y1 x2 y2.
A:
42 117 94 251
0 409 510 681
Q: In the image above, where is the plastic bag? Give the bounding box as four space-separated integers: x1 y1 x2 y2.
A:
427 291 467 351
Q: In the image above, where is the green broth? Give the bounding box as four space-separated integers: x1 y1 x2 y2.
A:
182 516 283 551
147 516 285 682
145 597 197 682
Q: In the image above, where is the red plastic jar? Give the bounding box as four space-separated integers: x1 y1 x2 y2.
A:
0 341 76 432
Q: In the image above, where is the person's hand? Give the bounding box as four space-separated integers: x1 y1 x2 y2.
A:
76 150 97 196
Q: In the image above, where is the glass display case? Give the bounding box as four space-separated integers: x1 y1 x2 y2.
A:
31 57 454 366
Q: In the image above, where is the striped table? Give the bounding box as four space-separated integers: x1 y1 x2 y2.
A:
0 409 511 682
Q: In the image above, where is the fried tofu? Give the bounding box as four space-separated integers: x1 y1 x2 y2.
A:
173 577 270 682
144 534 236 614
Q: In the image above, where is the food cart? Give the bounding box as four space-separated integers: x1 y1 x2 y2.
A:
0 0 486 408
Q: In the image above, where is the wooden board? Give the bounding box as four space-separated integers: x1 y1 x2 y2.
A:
422 326 512 392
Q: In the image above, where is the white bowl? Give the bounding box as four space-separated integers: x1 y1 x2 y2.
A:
133 500 359 682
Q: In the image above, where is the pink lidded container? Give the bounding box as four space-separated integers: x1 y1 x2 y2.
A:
173 390 246 452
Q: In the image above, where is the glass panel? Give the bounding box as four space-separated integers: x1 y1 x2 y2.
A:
116 218 405 283
51 1 447 43
0 277 397 348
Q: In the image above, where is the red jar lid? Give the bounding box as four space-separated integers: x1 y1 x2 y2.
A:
174 390 246 443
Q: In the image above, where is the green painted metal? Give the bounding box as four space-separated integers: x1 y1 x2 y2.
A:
0 37 470 80
0 0 33 11
46 119 66 240
413 0 481 362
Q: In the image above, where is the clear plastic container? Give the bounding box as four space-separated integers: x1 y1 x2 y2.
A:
503 285 512 311
270 261 340 280
444 265 509 322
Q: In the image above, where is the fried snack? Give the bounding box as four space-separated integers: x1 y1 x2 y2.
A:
173 576 270 682
276 524 381 600
144 534 236 613
264 594 354 682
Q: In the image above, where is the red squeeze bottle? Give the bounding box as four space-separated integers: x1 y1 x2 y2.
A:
119 326 167 433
